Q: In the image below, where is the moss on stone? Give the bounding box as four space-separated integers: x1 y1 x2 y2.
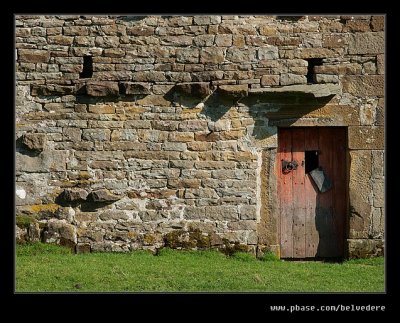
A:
188 228 211 249
220 238 249 256
30 203 59 214
16 215 36 229
143 234 159 245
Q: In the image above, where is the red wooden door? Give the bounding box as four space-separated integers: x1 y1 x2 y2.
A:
277 128 346 258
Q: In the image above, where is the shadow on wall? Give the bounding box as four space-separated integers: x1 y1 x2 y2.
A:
192 91 336 141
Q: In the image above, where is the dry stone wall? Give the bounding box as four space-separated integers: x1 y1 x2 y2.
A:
15 15 384 257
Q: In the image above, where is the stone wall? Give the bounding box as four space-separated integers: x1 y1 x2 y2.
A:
15 15 384 257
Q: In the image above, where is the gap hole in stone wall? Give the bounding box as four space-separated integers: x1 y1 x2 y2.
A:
306 58 323 84
79 56 93 79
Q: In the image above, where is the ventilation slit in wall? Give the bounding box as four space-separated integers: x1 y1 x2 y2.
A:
79 56 93 79
306 58 323 84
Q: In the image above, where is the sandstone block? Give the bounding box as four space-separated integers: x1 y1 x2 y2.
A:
184 206 205 220
86 81 119 97
168 132 195 142
342 75 384 97
88 104 116 114
120 82 151 95
59 188 88 202
348 126 384 150
348 32 384 55
226 48 255 63
349 150 372 239
99 210 129 221
261 75 279 86
168 179 201 189
205 206 238 221
280 73 307 85
371 16 384 31
16 150 68 172
215 34 232 46
87 189 120 202
257 46 279 60
19 49 49 63
178 120 208 132
218 84 248 97
200 48 225 64
63 128 81 142
163 142 187 152
239 205 257 220
82 129 111 141
174 82 211 98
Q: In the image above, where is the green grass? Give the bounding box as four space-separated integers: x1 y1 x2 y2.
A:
16 243 384 292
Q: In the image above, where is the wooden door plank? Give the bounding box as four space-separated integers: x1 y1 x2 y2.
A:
291 128 306 258
304 128 319 257
332 128 346 257
278 128 294 258
317 128 334 257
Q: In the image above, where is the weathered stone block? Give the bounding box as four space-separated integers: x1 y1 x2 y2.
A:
168 132 195 143
371 16 384 31
59 188 88 202
178 120 208 132
16 150 68 172
45 220 77 244
86 81 119 97
22 133 46 151
218 84 248 97
261 75 279 86
163 142 187 152
314 74 339 84
205 206 238 221
194 35 215 47
200 48 225 64
99 210 129 221
372 179 384 208
19 49 49 63
184 206 205 220
119 82 151 95
215 34 232 47
168 179 201 189
349 150 372 239
82 129 111 141
239 205 257 220
372 150 384 178
63 128 81 142
348 126 384 150
348 32 384 55
87 189 120 202
48 35 74 45
226 48 255 63
280 73 307 85
88 104 116 114
347 239 384 258
31 84 75 96
257 46 279 60
174 82 211 98
342 75 384 97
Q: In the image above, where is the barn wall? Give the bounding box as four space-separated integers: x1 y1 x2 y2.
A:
15 15 384 257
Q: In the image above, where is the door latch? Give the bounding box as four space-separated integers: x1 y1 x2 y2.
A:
282 159 298 174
